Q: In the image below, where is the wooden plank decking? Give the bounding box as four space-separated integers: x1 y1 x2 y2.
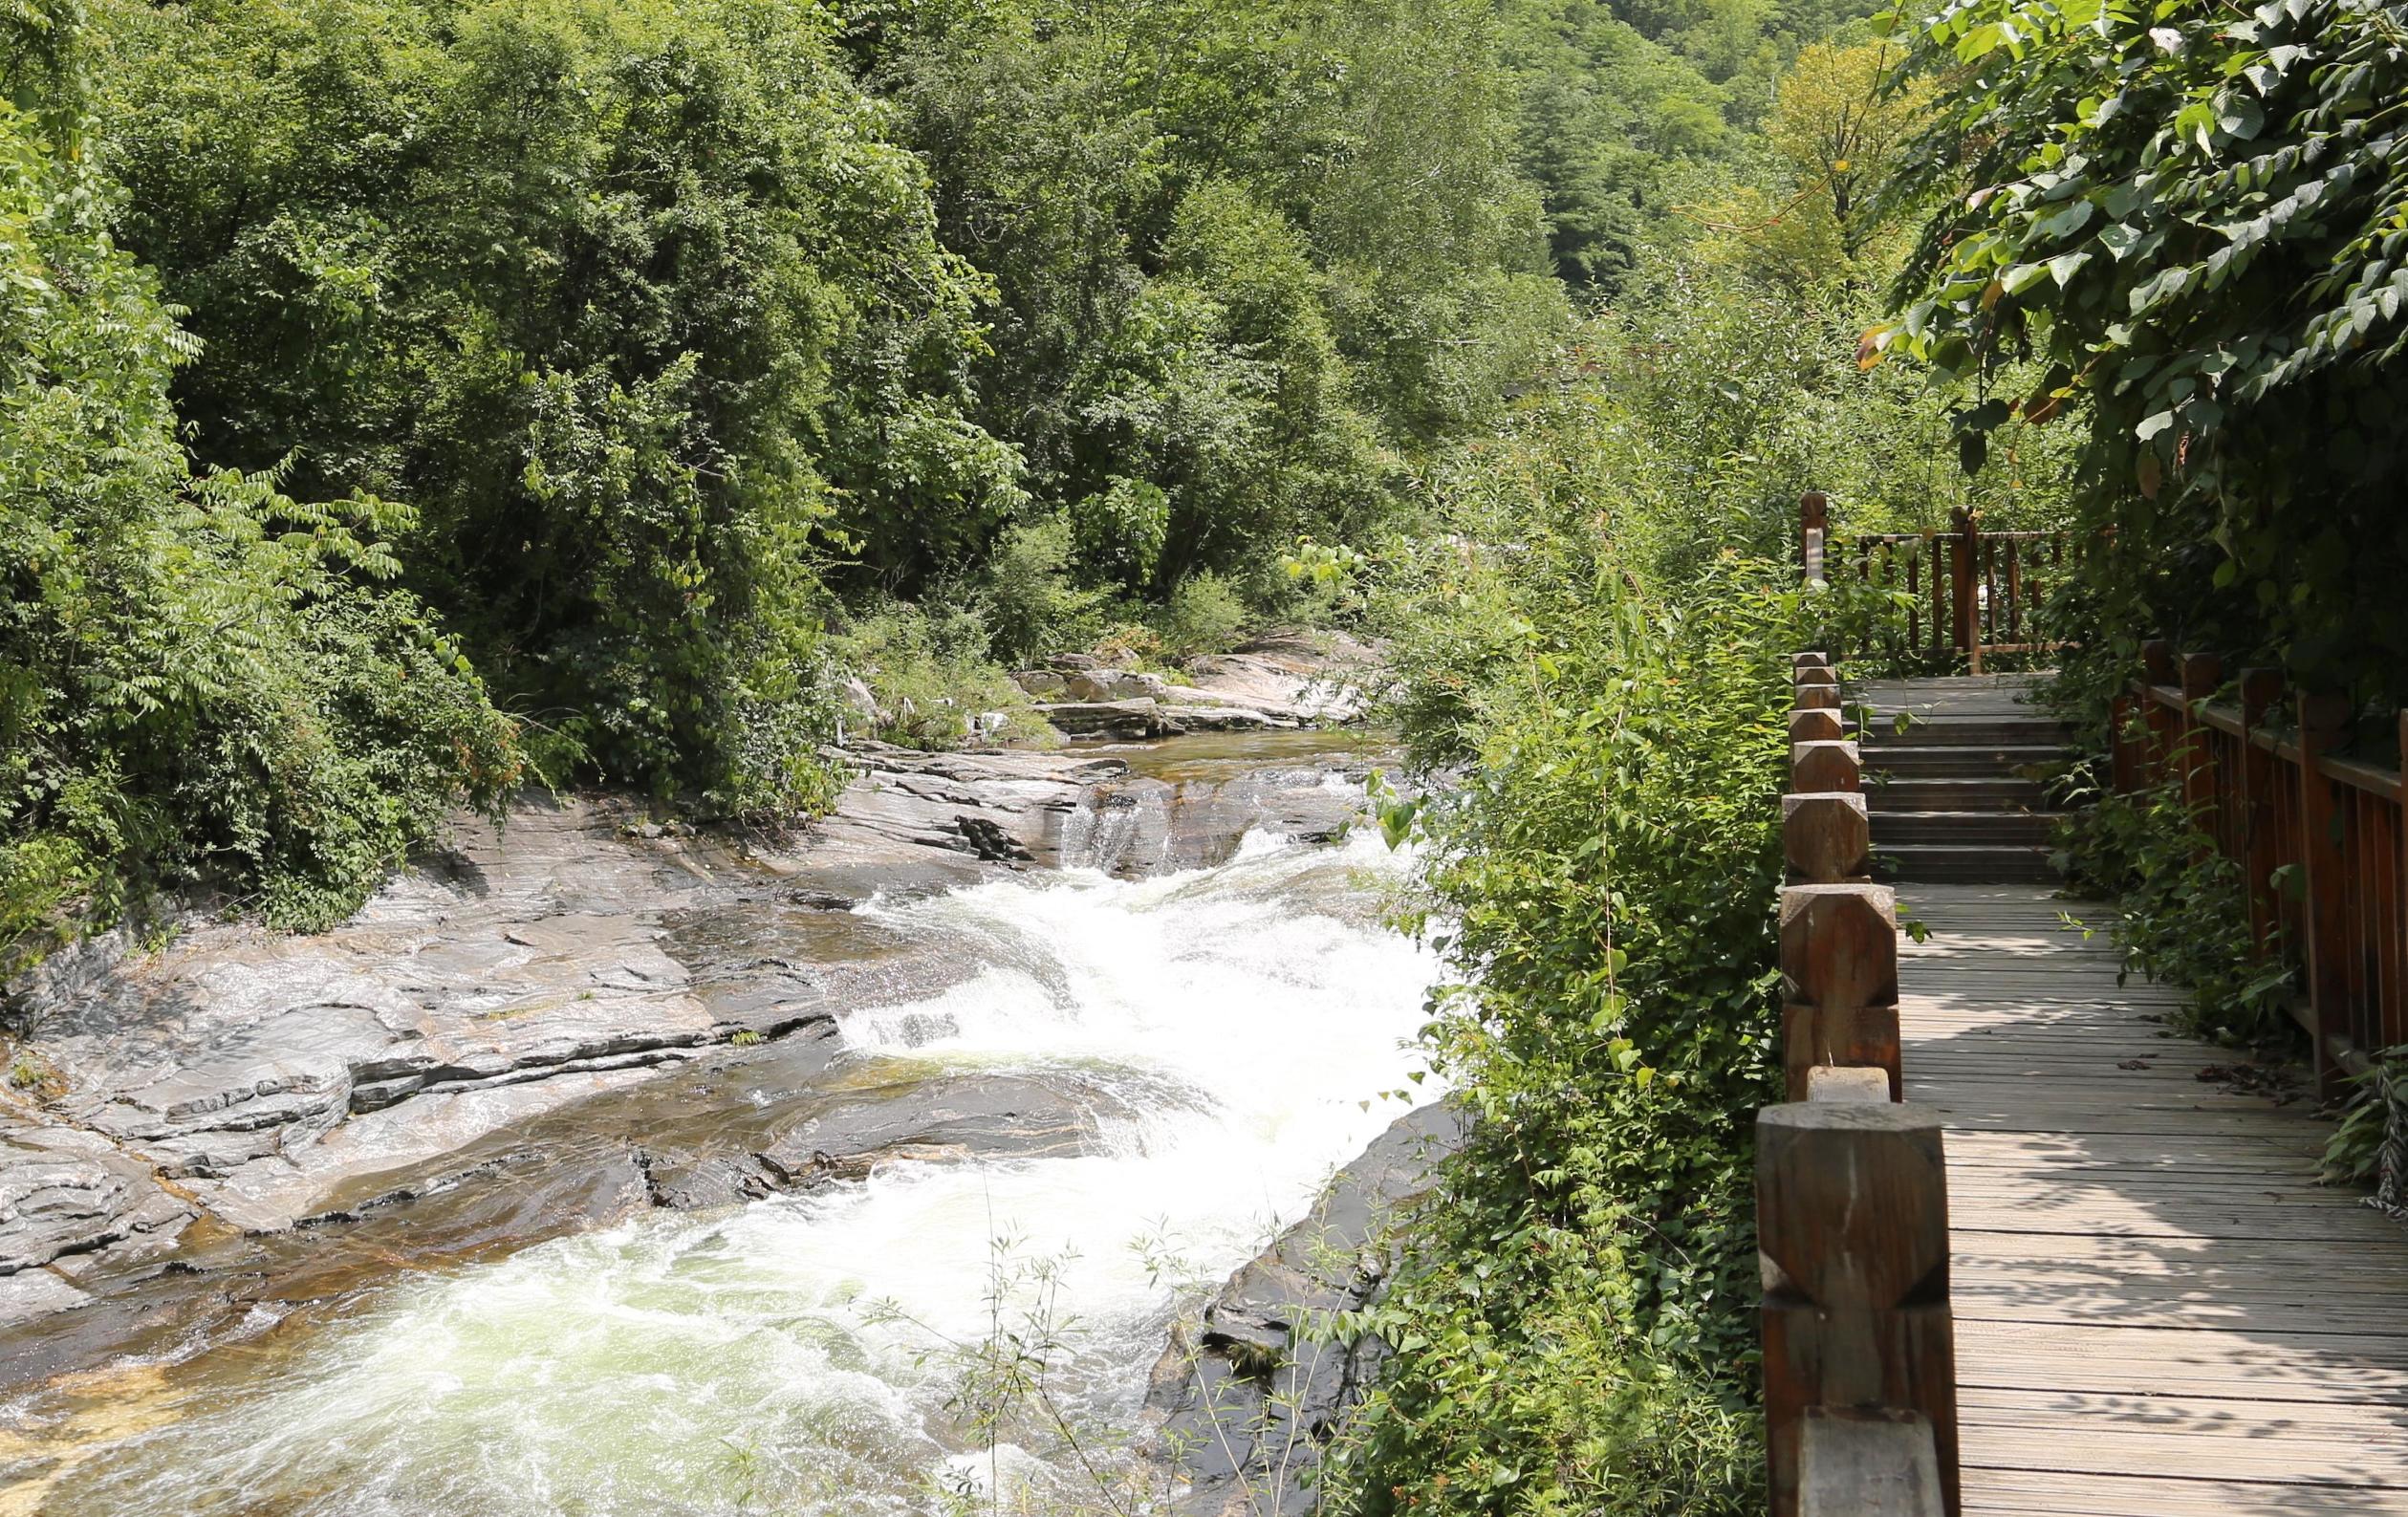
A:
1900 885 2408 1515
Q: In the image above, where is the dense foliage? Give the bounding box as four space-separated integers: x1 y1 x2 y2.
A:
1878 0 2408 697
99 0 1000 806
1 8 517 963
1334 402 1799 1509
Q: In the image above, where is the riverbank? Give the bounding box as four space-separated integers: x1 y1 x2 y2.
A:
0 705 1450 1512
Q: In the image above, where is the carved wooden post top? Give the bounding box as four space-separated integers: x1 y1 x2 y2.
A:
2179 652 2222 702
1791 741 1864 794
2140 638 2177 684
1779 883 1899 1011
1757 1101 1950 1309
1784 792 1873 883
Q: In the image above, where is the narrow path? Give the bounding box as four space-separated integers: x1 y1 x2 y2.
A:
1898 884 2408 1515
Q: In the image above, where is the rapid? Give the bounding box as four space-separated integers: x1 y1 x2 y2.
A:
2 743 1439 1515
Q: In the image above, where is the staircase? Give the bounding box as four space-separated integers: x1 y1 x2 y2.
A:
1853 675 2072 884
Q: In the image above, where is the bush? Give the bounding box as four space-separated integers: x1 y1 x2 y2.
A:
974 518 1114 668
1153 572 1249 661
1328 381 1802 1511
827 603 1058 751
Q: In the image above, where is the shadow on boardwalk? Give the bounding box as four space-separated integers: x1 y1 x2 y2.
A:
1898 883 2408 1517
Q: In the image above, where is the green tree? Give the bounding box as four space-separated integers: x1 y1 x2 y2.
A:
2 0 517 966
1877 0 2408 693
97 0 1014 806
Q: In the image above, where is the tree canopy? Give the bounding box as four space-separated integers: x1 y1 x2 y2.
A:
1877 0 2408 692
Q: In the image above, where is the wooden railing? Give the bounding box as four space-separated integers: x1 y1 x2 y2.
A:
1759 654 1959 1517
1800 493 2076 673
2114 639 2403 1092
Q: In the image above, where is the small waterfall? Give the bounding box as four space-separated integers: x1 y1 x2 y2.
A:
1055 784 1168 876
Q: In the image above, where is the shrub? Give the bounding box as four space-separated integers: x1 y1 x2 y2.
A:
975 518 1113 667
1153 572 1249 661
1329 378 1802 1511
828 603 1058 751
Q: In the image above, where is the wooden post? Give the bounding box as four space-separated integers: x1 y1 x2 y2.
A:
1760 1102 1959 1517
1802 493 1831 587
1792 741 1863 794
1791 708 1850 744
1779 883 1902 1101
1797 683 1842 712
2298 691 2353 1097
2179 653 2223 858
1946 509 1978 674
2139 639 2177 782
1786 793 1873 883
2399 706 2408 1056
1924 533 1944 662
2239 668 2286 949
1797 665 1841 692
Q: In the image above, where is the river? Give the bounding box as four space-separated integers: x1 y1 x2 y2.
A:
0 735 1438 1514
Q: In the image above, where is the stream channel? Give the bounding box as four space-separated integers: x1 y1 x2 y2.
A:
0 731 1439 1515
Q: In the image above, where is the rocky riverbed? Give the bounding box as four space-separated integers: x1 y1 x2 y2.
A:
0 663 1450 1513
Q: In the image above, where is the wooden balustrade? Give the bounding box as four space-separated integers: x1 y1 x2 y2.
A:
1804 496 2078 673
2113 642 2408 1093
1761 652 1959 1517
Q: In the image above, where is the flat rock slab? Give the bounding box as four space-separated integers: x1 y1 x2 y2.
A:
0 746 1121 1274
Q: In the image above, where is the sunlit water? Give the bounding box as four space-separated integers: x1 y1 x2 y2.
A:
28 823 1436 1515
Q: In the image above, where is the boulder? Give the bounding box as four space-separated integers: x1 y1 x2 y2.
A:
1142 1101 1465 1516
1036 698 1173 738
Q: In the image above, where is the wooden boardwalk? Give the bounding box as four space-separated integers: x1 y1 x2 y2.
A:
1900 884 2408 1515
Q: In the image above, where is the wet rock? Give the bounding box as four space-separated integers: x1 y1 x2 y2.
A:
1037 697 1172 738
751 1067 1147 1189
1143 1101 1465 1516
0 755 1096 1257
774 744 1130 895
1060 743 1383 876
1180 632 1377 726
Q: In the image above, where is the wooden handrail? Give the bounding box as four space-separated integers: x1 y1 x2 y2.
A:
2110 641 2408 1093
1762 653 1960 1517
1800 494 2080 672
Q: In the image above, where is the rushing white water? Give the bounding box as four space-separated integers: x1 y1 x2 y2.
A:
37 823 1436 1516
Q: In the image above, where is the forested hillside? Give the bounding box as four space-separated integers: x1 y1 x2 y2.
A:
5 0 1987 965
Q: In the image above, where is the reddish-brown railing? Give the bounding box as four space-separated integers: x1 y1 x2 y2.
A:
1800 494 2076 672
2115 639 2402 1090
1761 654 1957 1517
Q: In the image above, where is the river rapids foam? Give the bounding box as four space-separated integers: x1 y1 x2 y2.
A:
25 824 1437 1515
